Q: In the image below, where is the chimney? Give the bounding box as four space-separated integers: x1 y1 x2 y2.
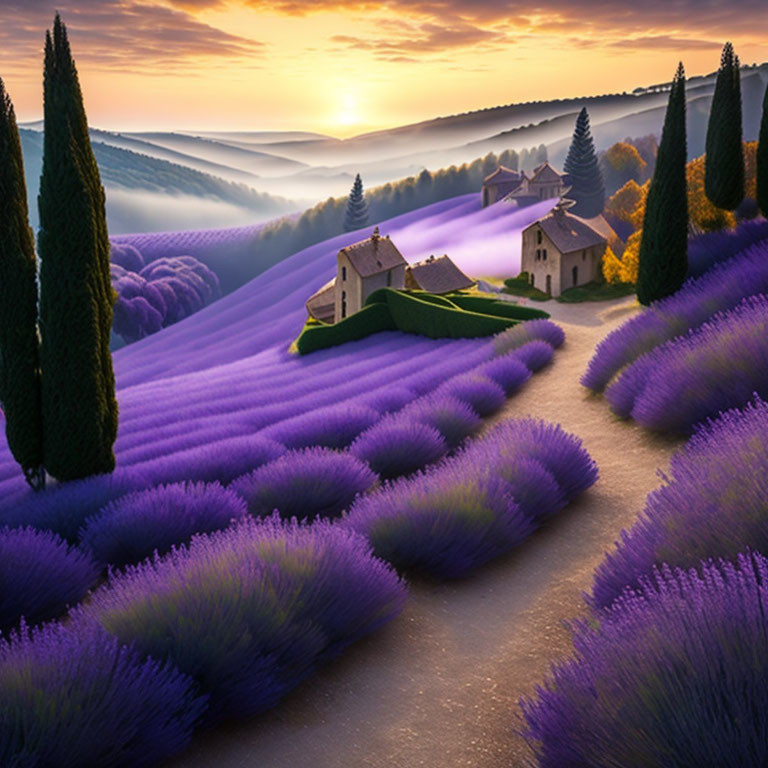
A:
371 226 380 243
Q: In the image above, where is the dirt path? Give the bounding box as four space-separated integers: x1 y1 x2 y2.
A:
168 296 681 768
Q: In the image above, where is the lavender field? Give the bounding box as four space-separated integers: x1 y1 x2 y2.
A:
0 194 552 511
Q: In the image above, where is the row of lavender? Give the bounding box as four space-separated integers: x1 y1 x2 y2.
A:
523 220 768 764
0 323 602 767
583 226 768 434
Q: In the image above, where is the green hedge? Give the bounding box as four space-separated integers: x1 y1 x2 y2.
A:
383 290 518 339
447 294 550 320
295 303 397 354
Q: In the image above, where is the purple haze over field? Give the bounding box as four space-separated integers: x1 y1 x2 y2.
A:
0 194 548 506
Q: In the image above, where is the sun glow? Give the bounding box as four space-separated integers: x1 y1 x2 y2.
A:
336 93 361 127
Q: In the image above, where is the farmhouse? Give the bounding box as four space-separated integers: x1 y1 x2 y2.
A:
482 162 570 208
521 199 609 297
405 254 475 294
306 232 474 324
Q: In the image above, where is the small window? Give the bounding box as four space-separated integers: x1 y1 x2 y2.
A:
537 230 542 244
536 249 541 260
341 290 347 319
582 250 586 261
543 249 547 261
386 270 392 287
342 266 347 281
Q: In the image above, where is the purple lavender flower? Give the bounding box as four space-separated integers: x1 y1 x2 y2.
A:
0 620 206 767
437 374 507 417
80 482 248 568
264 404 380 450
493 320 565 356
230 448 377 520
523 552 768 768
474 353 533 394
76 515 407 724
0 526 99 631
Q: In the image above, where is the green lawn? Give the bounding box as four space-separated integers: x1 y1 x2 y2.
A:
501 274 551 302
556 281 636 303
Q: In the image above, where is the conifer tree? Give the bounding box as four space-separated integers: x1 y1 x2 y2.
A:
705 42 745 210
344 173 369 232
637 63 689 306
0 79 44 489
563 108 606 218
38 14 118 481
758 81 768 217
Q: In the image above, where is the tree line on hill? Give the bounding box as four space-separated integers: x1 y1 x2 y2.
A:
0 14 116 489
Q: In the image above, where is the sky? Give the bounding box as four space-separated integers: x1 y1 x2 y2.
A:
1 1 766 137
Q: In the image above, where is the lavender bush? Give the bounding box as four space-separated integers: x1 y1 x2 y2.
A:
80 482 248 568
345 418 597 578
474 354 532 395
687 217 768 278
605 295 768 433
0 621 206 767
590 396 768 610
523 553 768 768
0 527 99 632
350 422 449 480
77 516 407 724
397 394 482 449
437 374 506 417
230 448 377 520
493 320 565 357
511 340 555 372
583 241 768 393
110 242 145 272
263 404 380 450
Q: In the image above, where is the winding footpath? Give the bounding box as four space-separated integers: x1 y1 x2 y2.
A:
167 296 681 768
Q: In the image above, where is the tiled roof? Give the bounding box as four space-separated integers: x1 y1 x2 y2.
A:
341 228 407 278
407 255 475 294
483 166 524 186
525 207 607 254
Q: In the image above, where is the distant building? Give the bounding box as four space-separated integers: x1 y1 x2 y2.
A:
405 254 475 294
482 166 528 207
521 200 610 297
483 162 569 208
306 227 407 324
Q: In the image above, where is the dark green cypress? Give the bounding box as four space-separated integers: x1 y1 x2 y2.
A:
757 81 768 217
0 79 44 489
563 108 605 218
38 14 117 481
637 63 689 306
705 42 745 210
344 173 369 232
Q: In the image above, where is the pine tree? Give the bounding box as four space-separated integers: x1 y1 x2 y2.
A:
563 108 606 218
344 173 369 232
705 42 745 210
758 81 768 217
0 79 44 489
38 14 118 481
637 63 689 306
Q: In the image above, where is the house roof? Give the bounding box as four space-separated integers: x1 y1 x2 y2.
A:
340 228 407 278
306 278 336 322
407 255 475 294
530 162 566 183
483 166 525 186
524 206 607 254
580 214 619 245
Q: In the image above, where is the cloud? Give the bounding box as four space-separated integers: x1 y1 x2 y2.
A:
0 1 263 73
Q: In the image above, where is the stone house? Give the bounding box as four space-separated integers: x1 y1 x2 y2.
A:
482 166 528 207
521 200 608 297
405 254 475 294
306 227 407 323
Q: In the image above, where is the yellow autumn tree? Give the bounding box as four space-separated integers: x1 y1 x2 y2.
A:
601 245 623 284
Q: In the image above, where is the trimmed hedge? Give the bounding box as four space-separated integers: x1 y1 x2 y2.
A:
448 294 550 320
295 303 397 354
384 289 518 339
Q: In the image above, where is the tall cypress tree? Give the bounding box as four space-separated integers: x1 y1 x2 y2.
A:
38 14 118 481
705 42 745 210
0 79 44 489
758 81 768 217
563 108 605 218
637 63 689 306
344 173 369 232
